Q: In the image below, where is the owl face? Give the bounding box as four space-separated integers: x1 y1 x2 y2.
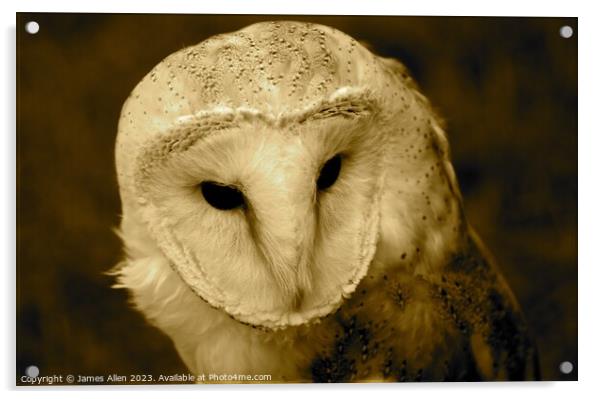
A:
116 21 436 329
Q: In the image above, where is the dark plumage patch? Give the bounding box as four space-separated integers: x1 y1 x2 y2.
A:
310 316 375 382
486 290 530 380
311 235 538 382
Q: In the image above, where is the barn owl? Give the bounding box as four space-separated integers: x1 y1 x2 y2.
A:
113 21 539 382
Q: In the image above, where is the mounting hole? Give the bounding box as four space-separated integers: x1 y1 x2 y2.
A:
25 365 39 378
559 361 574 374
25 21 40 34
559 25 573 38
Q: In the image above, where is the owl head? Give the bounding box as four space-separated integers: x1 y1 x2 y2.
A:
115 21 462 330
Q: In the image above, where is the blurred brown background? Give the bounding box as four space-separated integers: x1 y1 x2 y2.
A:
16 14 577 382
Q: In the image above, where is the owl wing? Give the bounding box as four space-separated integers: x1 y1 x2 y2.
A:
307 226 540 383
442 227 541 381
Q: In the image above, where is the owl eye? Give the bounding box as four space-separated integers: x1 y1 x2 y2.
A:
317 154 342 191
200 181 245 210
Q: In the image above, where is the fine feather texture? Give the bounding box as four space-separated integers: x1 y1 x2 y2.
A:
113 21 539 382
132 107 386 326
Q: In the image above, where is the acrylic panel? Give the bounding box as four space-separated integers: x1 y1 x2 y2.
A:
16 13 577 385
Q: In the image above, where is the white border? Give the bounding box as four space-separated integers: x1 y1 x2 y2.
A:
7 0 583 16
2 1 599 398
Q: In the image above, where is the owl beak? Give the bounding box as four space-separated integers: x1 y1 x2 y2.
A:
246 186 315 311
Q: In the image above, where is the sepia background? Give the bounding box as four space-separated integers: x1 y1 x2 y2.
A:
16 14 577 382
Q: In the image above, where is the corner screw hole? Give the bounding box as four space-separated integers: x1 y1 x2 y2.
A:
560 25 573 39
559 361 573 374
25 365 39 378
25 21 40 34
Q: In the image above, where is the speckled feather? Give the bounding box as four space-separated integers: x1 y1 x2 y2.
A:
113 21 539 382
